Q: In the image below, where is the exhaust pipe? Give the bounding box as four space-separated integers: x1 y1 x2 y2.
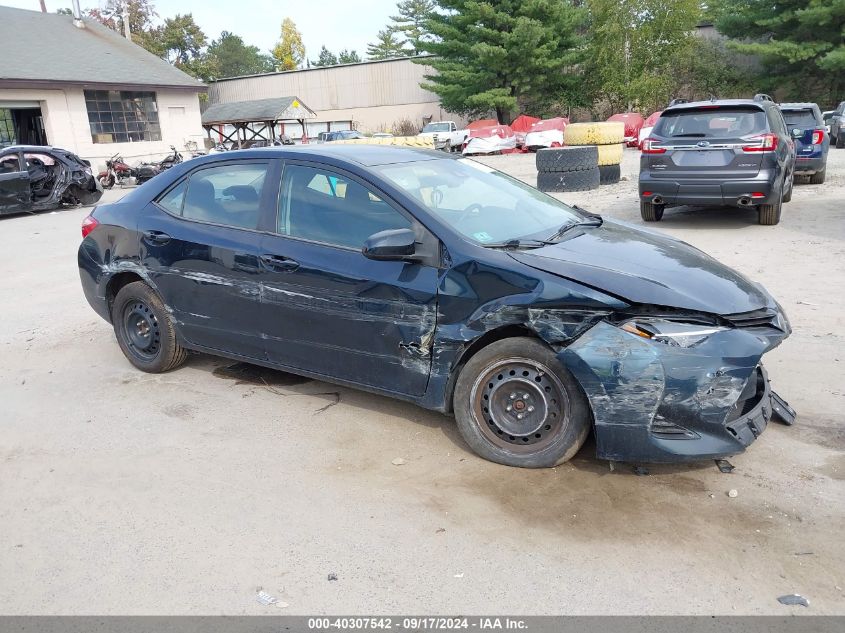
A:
652 195 664 205
738 196 752 206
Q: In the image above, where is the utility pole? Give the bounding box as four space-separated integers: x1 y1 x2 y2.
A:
39 0 47 12
122 5 131 41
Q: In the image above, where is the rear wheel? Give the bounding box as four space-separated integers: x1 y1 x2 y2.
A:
453 338 591 468
782 174 793 202
809 168 826 184
837 132 844 149
758 195 782 225
112 281 187 373
640 199 664 221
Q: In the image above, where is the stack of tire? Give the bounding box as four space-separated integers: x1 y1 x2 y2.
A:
564 121 625 185
535 121 625 193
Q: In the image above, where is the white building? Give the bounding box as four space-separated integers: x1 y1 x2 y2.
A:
0 6 206 169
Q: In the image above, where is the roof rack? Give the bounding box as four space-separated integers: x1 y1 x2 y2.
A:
753 93 774 103
668 98 689 106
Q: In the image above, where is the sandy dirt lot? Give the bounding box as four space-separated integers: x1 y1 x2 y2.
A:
1 147 843 615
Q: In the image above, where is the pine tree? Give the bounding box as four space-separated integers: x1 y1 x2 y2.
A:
338 50 362 64
390 0 434 55
714 0 845 102
367 29 410 60
312 45 339 67
419 1 587 123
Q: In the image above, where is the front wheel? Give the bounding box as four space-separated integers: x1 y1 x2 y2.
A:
453 337 591 468
99 175 114 189
112 281 187 373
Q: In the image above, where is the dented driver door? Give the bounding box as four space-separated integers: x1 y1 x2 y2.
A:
257 162 439 396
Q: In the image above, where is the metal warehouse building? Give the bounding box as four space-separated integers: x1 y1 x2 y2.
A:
207 56 464 137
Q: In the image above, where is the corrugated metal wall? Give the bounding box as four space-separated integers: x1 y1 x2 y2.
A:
207 57 437 110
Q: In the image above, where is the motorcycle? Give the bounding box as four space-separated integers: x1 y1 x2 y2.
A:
97 153 133 189
158 145 183 171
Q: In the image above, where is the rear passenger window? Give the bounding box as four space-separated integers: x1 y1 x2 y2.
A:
158 180 186 214
278 164 411 249
177 163 269 230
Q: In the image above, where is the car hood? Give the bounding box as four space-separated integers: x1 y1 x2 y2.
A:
509 219 771 314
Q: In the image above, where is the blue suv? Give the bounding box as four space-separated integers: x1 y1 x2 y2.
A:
779 103 829 184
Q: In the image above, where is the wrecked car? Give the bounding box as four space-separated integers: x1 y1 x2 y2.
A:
77 146 794 468
0 145 102 215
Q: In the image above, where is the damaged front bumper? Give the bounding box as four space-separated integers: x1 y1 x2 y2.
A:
559 319 792 463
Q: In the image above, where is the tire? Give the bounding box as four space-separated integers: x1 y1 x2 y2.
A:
596 143 624 166
837 132 844 149
758 196 782 225
99 175 114 189
536 146 598 172
452 337 591 468
112 281 187 373
781 174 793 203
564 121 625 146
599 164 621 184
537 167 600 192
640 199 664 221
809 168 826 184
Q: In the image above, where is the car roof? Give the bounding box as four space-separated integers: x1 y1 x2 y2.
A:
663 99 770 114
779 102 819 110
194 144 449 167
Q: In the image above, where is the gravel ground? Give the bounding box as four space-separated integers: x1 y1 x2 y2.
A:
1 147 843 615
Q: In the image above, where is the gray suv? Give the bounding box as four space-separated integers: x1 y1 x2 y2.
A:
829 100 845 148
639 95 796 225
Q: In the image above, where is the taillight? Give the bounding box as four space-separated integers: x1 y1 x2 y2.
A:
641 138 665 154
81 215 99 238
742 133 778 152
811 130 824 145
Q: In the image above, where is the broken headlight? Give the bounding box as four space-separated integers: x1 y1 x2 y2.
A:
620 319 729 348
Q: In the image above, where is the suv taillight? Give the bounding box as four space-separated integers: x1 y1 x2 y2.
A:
641 138 665 154
742 133 778 152
811 130 824 145
81 214 99 238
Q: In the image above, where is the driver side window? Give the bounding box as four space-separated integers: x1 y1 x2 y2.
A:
277 164 411 249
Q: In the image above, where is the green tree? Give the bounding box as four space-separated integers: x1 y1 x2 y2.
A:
367 28 410 60
675 36 751 102
586 0 701 115
390 0 434 54
312 45 339 67
272 18 306 70
714 0 845 102
419 1 587 123
338 49 362 64
85 0 159 54
205 31 275 78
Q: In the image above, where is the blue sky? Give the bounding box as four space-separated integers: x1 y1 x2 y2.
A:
5 0 400 61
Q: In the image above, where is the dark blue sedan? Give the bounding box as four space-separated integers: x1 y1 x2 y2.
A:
780 103 830 183
78 145 795 467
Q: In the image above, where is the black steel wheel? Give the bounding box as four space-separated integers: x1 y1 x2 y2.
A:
112 281 187 373
453 337 591 467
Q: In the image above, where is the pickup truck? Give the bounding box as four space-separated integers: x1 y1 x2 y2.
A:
417 121 469 152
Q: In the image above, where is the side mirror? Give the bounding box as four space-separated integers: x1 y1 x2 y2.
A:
362 228 418 261
791 128 803 138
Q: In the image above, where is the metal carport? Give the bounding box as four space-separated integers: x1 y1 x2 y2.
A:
201 96 317 147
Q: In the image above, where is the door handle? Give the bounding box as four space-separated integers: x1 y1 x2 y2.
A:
260 254 300 272
142 230 171 244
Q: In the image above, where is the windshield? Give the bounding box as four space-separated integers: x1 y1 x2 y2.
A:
375 158 582 244
781 109 818 128
422 123 450 133
653 108 767 138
